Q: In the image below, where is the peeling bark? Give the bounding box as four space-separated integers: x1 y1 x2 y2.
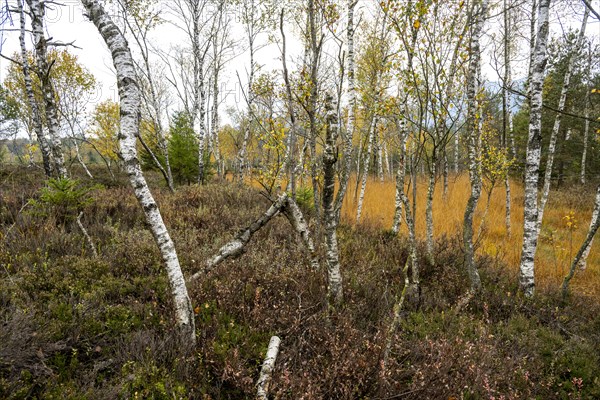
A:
322 93 343 306
190 194 289 280
256 336 281 400
281 197 320 271
27 0 67 178
519 0 551 297
463 0 487 292
17 0 52 177
81 0 196 342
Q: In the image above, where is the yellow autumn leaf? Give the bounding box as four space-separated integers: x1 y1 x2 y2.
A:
413 19 421 29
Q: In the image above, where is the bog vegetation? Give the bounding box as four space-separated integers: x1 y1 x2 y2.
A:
1 0 600 398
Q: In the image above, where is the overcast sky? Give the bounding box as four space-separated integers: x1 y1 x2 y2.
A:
0 0 598 130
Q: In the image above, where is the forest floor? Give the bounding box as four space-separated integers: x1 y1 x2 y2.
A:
1 166 600 399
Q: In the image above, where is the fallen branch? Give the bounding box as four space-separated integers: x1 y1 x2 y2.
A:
76 211 98 258
256 336 281 400
189 194 289 281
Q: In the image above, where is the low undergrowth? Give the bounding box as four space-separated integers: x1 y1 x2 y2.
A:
1 166 599 399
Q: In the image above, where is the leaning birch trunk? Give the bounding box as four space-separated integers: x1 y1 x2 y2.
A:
536 7 589 236
519 0 551 297
322 94 343 307
463 0 487 292
72 138 93 179
580 43 592 186
17 0 53 177
562 185 600 298
76 211 97 258
190 194 289 281
27 0 67 178
356 118 376 224
281 197 320 271
256 336 281 400
577 189 599 271
332 0 356 223
81 0 196 342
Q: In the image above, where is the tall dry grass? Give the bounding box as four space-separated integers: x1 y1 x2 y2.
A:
340 174 600 297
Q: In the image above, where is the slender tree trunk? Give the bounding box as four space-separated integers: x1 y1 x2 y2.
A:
505 176 512 237
332 0 356 223
72 138 93 179
503 0 513 236
82 0 196 342
322 94 343 307
425 156 436 265
443 152 449 198
280 10 298 197
239 41 254 181
392 119 407 234
17 1 53 177
536 8 589 236
581 43 592 186
562 185 600 298
198 60 207 184
519 0 551 297
356 117 376 224
27 0 67 178
463 0 487 292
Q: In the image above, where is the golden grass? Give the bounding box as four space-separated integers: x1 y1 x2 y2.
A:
340 174 600 297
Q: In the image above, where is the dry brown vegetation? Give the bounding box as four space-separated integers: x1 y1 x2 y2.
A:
340 174 600 297
1 166 600 399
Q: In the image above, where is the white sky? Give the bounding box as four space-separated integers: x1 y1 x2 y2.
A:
0 0 598 129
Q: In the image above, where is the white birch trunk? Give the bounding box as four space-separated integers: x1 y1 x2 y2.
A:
81 0 196 342
503 0 513 236
322 94 343 306
190 194 288 280
581 43 592 186
519 0 551 297
332 0 355 221
462 0 487 292
27 0 67 178
281 197 320 271
536 8 589 236
392 118 407 234
578 189 599 271
76 211 97 258
356 117 376 224
256 336 281 400
17 0 53 177
562 185 600 297
425 159 436 265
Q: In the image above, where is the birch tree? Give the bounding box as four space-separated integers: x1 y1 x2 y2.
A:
26 0 67 178
562 184 600 298
81 0 196 342
13 0 52 176
535 6 589 237
463 0 487 292
519 0 551 297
